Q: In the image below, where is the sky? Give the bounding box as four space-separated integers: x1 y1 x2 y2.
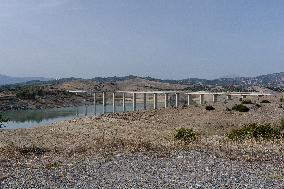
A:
0 0 284 79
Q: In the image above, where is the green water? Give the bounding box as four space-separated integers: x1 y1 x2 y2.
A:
0 102 160 129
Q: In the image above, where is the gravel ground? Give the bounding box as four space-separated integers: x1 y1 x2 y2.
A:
1 150 284 189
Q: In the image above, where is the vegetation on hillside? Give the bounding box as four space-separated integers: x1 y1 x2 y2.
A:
260 100 271 103
16 86 46 100
241 99 253 104
0 115 9 128
228 123 283 141
232 104 250 112
205 105 215 111
175 128 197 143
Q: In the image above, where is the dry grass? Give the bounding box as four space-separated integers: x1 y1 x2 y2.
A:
0 96 284 162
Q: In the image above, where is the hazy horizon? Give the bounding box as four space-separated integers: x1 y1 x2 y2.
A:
2 71 284 81
0 0 284 79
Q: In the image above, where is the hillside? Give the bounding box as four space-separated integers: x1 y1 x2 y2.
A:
1 72 283 89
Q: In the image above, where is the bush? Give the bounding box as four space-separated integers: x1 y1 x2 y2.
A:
280 97 284 102
175 128 196 143
260 100 271 103
0 115 9 128
242 99 253 104
225 107 232 111
232 104 250 112
18 145 48 156
205 105 215 111
46 162 61 169
255 104 262 108
228 123 282 141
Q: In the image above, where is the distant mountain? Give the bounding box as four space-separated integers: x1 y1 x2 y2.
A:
56 72 284 88
1 72 283 89
0 74 51 86
141 72 284 88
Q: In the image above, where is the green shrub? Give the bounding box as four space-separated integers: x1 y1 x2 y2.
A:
205 105 215 111
232 104 250 112
175 128 196 143
225 107 232 111
46 162 61 169
255 104 262 108
228 123 282 141
280 97 284 102
0 115 9 128
242 99 253 104
260 100 271 103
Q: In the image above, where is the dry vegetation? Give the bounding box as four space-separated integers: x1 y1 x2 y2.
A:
0 94 284 163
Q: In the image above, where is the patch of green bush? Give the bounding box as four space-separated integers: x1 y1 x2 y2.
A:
175 128 196 143
232 104 250 112
228 123 282 141
205 105 215 111
46 162 61 169
242 99 253 104
280 97 284 102
255 104 262 108
16 86 46 100
260 100 271 103
0 115 9 128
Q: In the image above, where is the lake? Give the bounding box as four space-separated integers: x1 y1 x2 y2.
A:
0 102 161 129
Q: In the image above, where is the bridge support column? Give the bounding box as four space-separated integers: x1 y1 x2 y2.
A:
93 93 96 115
187 94 193 106
175 93 180 107
164 93 168 108
226 95 232 100
143 93 147 110
132 93 137 111
199 94 204 104
213 94 218 103
153 93 157 109
102 92 106 114
122 93 126 112
112 92 116 113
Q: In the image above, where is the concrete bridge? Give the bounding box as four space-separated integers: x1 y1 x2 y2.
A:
87 91 272 114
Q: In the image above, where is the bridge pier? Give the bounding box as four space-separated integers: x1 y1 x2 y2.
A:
175 93 180 107
112 92 116 113
199 94 204 104
164 93 169 108
122 93 126 112
143 93 147 110
226 95 232 100
133 93 137 111
187 94 193 106
153 93 158 109
93 93 96 115
102 92 106 114
213 94 218 103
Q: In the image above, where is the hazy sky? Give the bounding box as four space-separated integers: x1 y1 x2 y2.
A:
0 0 284 79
